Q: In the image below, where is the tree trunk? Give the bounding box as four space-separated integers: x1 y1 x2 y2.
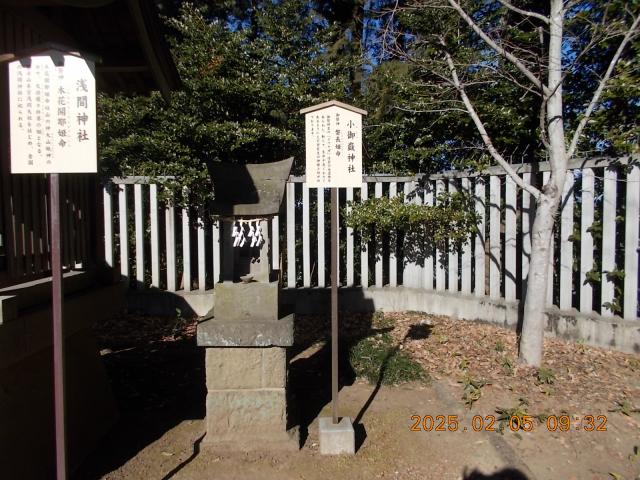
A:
518 0 567 366
518 193 558 365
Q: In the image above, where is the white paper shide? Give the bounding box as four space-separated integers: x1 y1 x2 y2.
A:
8 52 97 174
303 102 364 188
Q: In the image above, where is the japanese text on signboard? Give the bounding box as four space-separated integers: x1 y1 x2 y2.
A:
304 105 362 188
9 53 97 174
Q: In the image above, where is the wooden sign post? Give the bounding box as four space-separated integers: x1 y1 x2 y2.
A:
6 45 97 480
301 101 366 454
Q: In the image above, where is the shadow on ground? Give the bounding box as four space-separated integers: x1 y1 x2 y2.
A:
73 326 206 480
76 306 418 476
290 311 399 452
463 467 529 480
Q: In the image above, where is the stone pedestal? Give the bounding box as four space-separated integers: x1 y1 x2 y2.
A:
197 281 298 450
203 347 298 450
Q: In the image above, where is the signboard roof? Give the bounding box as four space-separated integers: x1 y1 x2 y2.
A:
300 100 367 116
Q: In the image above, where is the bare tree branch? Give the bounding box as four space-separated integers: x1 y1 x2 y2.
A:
442 45 542 199
446 0 550 96
566 13 640 160
392 105 468 114
496 0 550 24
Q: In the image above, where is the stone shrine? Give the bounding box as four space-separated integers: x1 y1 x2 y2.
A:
197 157 298 450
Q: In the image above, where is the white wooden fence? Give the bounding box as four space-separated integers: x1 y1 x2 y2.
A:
104 157 639 320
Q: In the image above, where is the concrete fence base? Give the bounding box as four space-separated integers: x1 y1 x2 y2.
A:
126 286 640 354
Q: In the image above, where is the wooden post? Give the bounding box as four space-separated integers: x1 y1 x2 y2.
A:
331 187 339 424
50 173 67 479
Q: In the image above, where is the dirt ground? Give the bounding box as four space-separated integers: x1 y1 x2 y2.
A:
74 312 640 480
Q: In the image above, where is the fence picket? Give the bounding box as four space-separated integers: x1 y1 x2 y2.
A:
461 178 472 294
212 220 221 285
601 168 617 316
375 182 383 288
435 179 445 291
118 184 129 283
134 184 144 286
150 185 160 288
346 187 354 287
448 179 458 292
317 189 325 287
560 172 574 310
103 185 113 267
360 182 368 288
389 182 398 288
198 213 206 291
165 199 176 292
286 182 296 288
302 184 311 288
579 169 594 313
489 175 501 299
624 166 639 319
424 182 434 290
505 175 517 301
182 195 191 292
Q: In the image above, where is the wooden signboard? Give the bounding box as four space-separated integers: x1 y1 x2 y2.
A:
8 51 97 174
301 100 366 188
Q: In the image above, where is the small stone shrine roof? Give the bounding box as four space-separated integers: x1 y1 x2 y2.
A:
209 157 294 217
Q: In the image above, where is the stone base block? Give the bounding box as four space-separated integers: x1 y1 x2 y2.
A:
319 417 355 455
204 389 299 450
213 281 279 322
197 314 294 347
202 426 300 452
205 347 286 389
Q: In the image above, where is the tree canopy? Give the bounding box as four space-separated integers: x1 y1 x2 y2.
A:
98 1 639 191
